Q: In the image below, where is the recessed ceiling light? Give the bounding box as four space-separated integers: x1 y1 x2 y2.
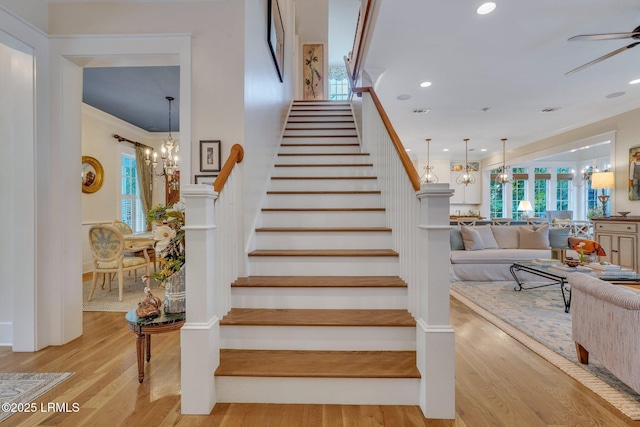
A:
397 94 411 101
405 148 412 152
477 2 496 15
443 148 449 152
420 81 432 88
481 148 487 152
630 79 640 85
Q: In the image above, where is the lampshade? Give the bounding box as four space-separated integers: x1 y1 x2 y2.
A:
517 200 532 211
591 171 614 190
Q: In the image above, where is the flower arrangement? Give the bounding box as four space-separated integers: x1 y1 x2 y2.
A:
150 204 185 283
577 242 586 263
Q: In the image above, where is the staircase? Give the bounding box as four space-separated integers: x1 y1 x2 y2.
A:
214 101 420 405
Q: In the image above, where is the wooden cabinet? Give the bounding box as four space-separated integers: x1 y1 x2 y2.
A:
450 179 481 204
593 219 639 272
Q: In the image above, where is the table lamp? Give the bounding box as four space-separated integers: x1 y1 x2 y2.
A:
591 171 614 217
517 200 533 219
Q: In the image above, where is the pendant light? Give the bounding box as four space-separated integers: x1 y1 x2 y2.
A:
456 138 476 186
421 138 438 183
493 138 512 186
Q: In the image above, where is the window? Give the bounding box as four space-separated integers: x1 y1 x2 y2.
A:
328 66 349 100
586 179 599 217
556 167 571 210
121 154 145 232
489 168 504 219
533 167 548 217
511 168 526 220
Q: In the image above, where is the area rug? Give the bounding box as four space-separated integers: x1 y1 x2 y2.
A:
451 281 640 420
0 372 74 422
82 274 165 312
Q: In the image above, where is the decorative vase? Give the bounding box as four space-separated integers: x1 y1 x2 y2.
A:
163 266 186 313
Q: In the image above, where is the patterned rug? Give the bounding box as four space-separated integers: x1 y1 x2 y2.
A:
83 274 165 312
451 281 640 420
0 372 74 422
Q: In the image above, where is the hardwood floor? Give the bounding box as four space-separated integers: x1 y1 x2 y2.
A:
1 298 639 426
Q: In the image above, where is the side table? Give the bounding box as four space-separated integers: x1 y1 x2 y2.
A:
125 309 185 383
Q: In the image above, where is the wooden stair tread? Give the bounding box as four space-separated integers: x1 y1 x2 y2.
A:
255 227 391 232
231 276 407 288
215 350 420 378
274 163 373 167
277 153 368 156
220 308 415 327
248 249 399 257
261 207 385 212
271 176 376 180
266 191 380 195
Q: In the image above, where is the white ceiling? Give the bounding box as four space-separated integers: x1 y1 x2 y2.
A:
363 0 640 162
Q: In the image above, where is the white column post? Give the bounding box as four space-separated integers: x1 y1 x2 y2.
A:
416 183 455 419
181 184 219 414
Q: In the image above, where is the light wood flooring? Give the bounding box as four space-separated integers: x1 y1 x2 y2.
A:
1 297 639 426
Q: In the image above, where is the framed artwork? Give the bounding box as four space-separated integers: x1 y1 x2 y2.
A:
81 155 104 194
629 145 640 200
195 174 218 186
267 0 285 82
200 140 221 172
450 161 479 172
303 44 324 100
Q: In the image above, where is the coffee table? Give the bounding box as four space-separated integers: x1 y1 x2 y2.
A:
510 262 640 313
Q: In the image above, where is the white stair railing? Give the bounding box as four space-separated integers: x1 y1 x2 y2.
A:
180 144 244 415
355 89 455 419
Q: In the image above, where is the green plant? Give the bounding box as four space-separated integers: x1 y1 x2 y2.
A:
146 204 167 225
587 206 603 219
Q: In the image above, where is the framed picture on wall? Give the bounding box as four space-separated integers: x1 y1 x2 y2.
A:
200 140 221 172
267 0 284 82
630 145 640 200
194 174 218 186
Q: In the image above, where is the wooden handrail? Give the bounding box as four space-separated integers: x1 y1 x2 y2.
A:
213 144 244 193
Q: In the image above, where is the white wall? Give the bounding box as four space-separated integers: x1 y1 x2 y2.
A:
295 0 328 99
81 104 166 272
0 1 48 32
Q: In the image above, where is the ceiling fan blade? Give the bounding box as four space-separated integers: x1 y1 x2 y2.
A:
569 31 640 41
565 41 640 76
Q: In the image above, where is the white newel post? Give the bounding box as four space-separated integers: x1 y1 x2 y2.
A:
416 183 455 419
181 184 219 414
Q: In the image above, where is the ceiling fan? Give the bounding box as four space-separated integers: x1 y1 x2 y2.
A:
565 25 640 76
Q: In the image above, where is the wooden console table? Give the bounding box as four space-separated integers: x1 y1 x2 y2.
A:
125 309 185 383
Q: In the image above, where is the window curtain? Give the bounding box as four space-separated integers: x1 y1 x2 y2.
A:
135 147 153 229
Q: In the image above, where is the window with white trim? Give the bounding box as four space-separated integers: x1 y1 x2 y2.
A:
121 154 145 233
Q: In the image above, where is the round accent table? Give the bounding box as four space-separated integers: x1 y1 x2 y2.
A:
125 309 185 383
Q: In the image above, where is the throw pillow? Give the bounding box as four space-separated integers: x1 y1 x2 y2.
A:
450 229 465 251
519 224 550 249
552 218 571 228
475 225 499 249
549 227 570 249
460 226 484 251
491 225 520 249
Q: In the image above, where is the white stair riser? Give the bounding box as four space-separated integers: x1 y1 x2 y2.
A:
260 211 387 228
248 256 399 276
286 122 355 129
231 287 407 309
291 104 350 109
269 179 378 192
288 111 352 116
279 144 361 154
272 165 374 177
287 116 354 123
276 154 370 165
281 137 358 144
264 193 381 208
216 377 419 405
283 129 357 137
221 326 415 351
255 231 392 250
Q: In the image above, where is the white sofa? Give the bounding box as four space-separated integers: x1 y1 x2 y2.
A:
568 272 640 394
450 224 570 281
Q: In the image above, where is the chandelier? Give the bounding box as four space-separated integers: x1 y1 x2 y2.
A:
493 138 512 186
455 138 476 186
145 96 180 191
420 138 438 183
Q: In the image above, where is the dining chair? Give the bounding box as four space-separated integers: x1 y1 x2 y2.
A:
457 218 478 227
88 225 151 302
526 217 547 225
491 218 511 226
571 220 593 239
114 219 157 272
